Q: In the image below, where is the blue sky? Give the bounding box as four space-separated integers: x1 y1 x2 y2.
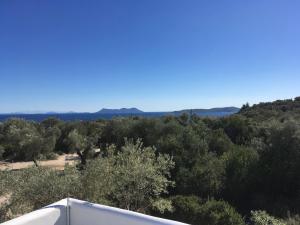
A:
0 0 299 113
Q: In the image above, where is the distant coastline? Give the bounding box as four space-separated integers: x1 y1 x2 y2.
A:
0 107 239 122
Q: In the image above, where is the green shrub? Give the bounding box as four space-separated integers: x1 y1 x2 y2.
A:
250 210 285 225
0 203 10 223
168 195 202 224
4 166 81 215
199 199 245 225
165 196 245 225
284 214 300 225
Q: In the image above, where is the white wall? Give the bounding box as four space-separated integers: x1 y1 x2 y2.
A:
0 199 67 225
69 198 188 225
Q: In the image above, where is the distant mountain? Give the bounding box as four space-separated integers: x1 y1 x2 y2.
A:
173 107 240 115
96 108 144 114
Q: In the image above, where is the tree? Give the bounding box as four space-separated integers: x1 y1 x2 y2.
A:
222 146 259 212
41 117 62 129
82 139 175 213
209 129 233 156
222 115 254 145
254 121 300 216
193 153 225 197
1 119 56 164
240 103 250 112
63 129 91 166
2 167 81 216
166 195 202 224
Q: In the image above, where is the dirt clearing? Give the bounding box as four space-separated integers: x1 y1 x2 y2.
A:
0 154 79 171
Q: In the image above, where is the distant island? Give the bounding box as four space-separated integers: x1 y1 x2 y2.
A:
96 107 239 115
96 108 144 114
173 107 240 115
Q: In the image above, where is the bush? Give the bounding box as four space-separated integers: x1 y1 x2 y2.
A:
285 214 300 225
250 210 285 225
199 199 245 225
168 195 202 224
165 196 245 225
0 203 10 223
4 166 81 215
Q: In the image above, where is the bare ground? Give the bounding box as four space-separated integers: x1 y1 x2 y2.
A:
0 154 79 171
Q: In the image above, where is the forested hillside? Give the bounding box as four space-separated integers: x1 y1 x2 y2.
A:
1 97 300 225
239 97 300 121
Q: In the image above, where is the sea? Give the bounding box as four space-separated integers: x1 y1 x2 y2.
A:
0 111 236 122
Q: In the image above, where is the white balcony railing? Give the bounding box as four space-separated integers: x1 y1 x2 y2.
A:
1 198 189 225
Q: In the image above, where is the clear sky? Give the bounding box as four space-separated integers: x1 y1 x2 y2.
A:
0 0 299 113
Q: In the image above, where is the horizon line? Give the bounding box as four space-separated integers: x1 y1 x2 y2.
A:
0 106 241 115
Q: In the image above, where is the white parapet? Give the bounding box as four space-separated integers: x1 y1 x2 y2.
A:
1 199 67 225
1 198 189 225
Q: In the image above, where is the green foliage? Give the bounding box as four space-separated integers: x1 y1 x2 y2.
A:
209 129 233 155
0 119 58 162
82 139 174 213
284 214 300 225
239 97 300 121
0 203 11 223
221 115 255 145
250 210 286 225
254 121 300 215
222 146 259 210
4 167 81 213
198 199 245 225
0 171 10 196
166 196 245 225
64 129 87 153
189 153 225 197
0 140 174 219
167 195 202 224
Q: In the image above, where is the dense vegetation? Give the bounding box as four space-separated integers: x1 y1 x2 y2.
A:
1 97 300 224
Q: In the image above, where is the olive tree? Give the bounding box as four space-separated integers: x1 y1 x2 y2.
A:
82 139 175 213
1 119 57 164
63 129 97 167
1 166 81 218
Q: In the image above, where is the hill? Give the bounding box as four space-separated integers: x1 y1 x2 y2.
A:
173 107 240 116
239 96 300 121
96 108 144 114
